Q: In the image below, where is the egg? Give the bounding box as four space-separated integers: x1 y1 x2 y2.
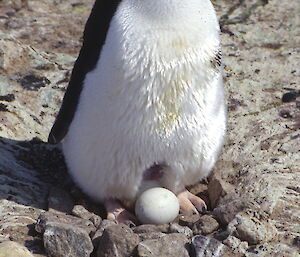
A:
135 187 180 224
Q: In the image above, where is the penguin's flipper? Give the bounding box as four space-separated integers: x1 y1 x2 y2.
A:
48 0 121 144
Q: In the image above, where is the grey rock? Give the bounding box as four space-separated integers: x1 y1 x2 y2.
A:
213 199 247 226
192 215 219 235
169 223 193 238
96 224 140 257
0 241 34 257
227 210 278 245
244 243 300 257
133 224 169 234
48 186 74 214
223 236 249 255
138 232 166 241
43 222 93 257
72 204 102 228
35 211 96 235
137 233 190 257
192 235 241 257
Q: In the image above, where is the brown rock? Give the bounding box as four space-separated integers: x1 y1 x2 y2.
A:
208 161 237 209
0 241 34 257
178 214 201 228
137 233 190 257
72 205 102 228
138 232 166 241
91 219 117 247
192 215 219 235
133 224 169 234
97 224 140 257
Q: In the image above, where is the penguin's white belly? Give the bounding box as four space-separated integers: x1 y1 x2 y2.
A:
62 2 226 201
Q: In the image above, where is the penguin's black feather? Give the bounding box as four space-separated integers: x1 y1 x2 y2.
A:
48 0 121 144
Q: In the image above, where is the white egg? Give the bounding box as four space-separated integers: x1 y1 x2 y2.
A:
135 187 180 224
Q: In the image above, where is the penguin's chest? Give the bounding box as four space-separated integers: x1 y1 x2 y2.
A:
91 36 208 139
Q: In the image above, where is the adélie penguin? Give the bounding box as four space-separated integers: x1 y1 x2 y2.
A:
49 0 226 223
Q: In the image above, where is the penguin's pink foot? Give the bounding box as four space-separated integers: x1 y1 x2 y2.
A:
177 189 207 215
104 199 138 225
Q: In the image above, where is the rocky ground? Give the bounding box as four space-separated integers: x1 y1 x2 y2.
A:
0 0 299 256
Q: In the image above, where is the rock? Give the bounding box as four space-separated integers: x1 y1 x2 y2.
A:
91 219 117 247
0 241 34 257
178 214 201 228
192 215 219 235
137 233 190 257
133 224 169 234
208 161 237 209
223 236 249 255
213 199 247 226
138 232 166 241
96 224 139 257
169 223 193 238
43 222 93 257
244 243 300 257
35 211 96 235
191 235 241 257
227 210 278 245
48 186 74 214
72 205 102 228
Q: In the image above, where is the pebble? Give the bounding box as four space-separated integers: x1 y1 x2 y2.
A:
192 235 241 257
0 241 34 257
72 204 102 227
178 214 201 228
43 222 93 257
137 233 190 257
97 224 140 257
169 223 193 238
192 215 219 235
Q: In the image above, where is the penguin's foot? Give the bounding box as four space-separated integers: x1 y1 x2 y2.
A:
104 199 138 225
177 189 207 215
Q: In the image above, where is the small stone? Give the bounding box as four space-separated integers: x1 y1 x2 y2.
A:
91 219 117 247
169 223 193 238
208 161 236 209
138 232 166 241
0 241 34 257
178 214 201 228
48 186 74 214
213 200 246 225
133 224 169 234
227 210 278 245
97 224 140 257
137 233 190 257
192 215 219 235
35 211 96 235
72 205 102 227
192 235 241 257
43 222 93 257
223 236 249 255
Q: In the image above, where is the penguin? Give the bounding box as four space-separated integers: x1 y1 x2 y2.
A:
49 0 226 222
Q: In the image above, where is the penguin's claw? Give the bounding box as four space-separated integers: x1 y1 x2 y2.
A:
104 199 138 225
177 189 207 215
